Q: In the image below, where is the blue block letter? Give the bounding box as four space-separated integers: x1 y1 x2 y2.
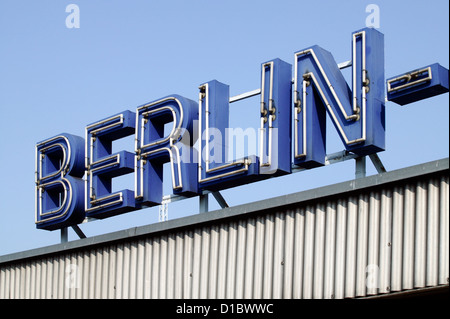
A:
135 95 199 206
85 111 137 219
294 27 385 168
35 133 85 230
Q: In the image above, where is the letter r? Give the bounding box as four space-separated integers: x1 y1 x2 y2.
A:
135 95 199 206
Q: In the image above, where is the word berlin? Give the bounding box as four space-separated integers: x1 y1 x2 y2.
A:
35 28 385 230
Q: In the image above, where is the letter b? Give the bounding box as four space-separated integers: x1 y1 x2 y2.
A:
236 304 244 314
35 133 85 230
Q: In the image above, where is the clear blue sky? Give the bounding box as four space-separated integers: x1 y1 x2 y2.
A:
0 0 448 256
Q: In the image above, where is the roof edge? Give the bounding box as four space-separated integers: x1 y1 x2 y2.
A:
1 157 448 265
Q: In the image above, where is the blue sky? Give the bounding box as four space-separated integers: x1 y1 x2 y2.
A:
0 0 448 256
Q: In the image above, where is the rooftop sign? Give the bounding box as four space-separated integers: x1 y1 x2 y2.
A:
34 27 448 231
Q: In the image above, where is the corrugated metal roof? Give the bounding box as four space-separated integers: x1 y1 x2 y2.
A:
1 158 448 299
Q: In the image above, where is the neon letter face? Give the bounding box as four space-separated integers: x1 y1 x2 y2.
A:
35 133 85 230
85 111 137 219
259 58 292 176
135 95 199 206
198 79 259 190
294 27 385 168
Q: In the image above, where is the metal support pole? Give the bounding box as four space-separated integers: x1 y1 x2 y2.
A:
159 202 168 222
355 156 367 179
61 227 68 243
199 193 209 213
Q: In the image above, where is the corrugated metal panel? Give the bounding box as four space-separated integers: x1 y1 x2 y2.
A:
0 160 449 299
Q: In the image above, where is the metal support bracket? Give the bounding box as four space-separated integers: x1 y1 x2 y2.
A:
355 153 387 179
369 153 387 173
72 225 87 239
211 191 229 209
60 225 87 243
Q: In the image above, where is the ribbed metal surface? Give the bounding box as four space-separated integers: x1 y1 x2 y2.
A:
1 162 448 299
